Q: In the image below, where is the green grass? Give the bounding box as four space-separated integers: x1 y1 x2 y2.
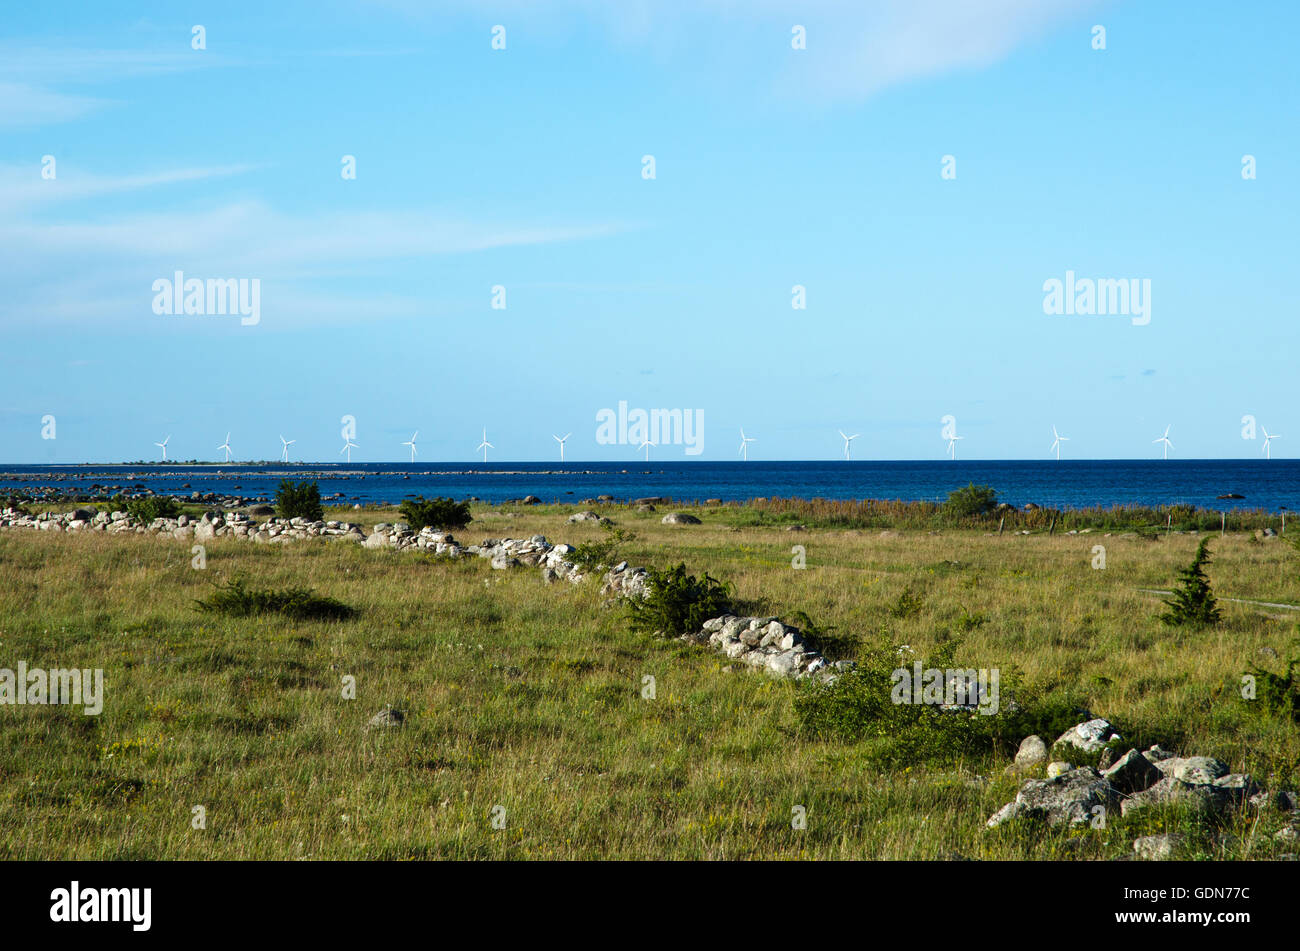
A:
0 504 1297 859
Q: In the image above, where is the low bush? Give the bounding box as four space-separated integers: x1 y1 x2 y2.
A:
275 480 324 522
785 609 857 659
627 563 732 637
795 637 1088 769
1246 658 1300 723
890 585 925 619
943 483 999 518
399 496 472 531
119 496 182 523
195 578 355 621
570 523 637 572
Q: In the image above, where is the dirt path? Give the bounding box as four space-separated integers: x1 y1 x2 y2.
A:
1137 588 1300 612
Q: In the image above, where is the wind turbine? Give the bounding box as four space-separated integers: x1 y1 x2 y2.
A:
476 428 493 463
280 434 295 463
217 433 232 463
946 434 964 460
1153 425 1173 460
553 432 571 462
155 435 170 461
839 430 859 460
1050 425 1069 460
738 428 755 461
340 437 358 463
1262 426 1281 459
402 431 418 463
638 439 655 462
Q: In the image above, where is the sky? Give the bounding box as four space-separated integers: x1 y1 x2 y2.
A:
1 0 1296 463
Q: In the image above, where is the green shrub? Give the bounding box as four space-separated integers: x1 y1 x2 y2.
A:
119 496 182 523
942 483 999 518
890 585 925 619
399 496 472 531
570 523 637 572
627 563 732 637
195 578 355 620
1161 537 1222 626
1246 658 1299 723
785 610 857 659
795 638 1088 769
275 480 323 522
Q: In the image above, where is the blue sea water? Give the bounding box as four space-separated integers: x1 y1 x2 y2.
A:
2 460 1298 511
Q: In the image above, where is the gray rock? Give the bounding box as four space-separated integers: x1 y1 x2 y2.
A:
1212 773 1261 805
986 767 1118 828
661 512 702 525
1014 735 1049 768
1054 718 1121 753
765 651 802 676
1134 834 1183 861
367 707 404 729
1121 777 1234 819
1154 756 1229 785
1102 749 1165 795
1046 762 1074 779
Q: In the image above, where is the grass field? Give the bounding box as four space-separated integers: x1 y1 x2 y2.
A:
1 503 1298 860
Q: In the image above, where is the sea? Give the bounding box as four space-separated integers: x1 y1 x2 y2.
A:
2 460 1298 511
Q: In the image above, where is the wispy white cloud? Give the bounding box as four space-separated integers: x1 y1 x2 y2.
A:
0 162 258 211
371 0 1106 101
0 42 218 128
0 82 108 126
0 200 624 329
0 45 207 82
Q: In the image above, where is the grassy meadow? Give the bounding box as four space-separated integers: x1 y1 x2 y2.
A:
1 502 1298 860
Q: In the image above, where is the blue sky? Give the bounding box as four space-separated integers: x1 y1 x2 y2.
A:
2 0 1296 463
